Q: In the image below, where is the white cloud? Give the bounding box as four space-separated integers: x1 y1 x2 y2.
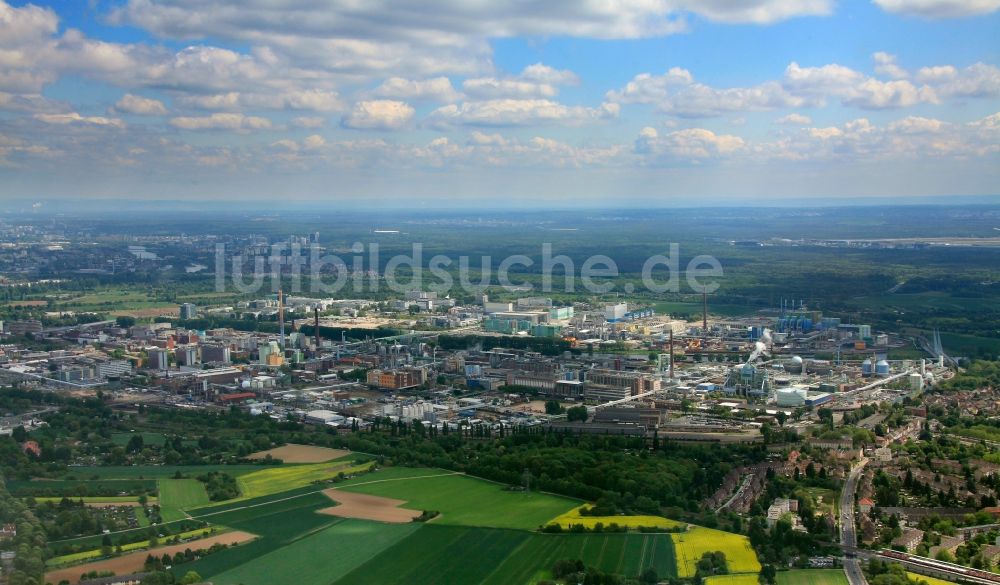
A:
463 63 579 100
873 52 908 79
114 93 167 116
634 126 745 159
291 116 325 129
341 100 415 130
873 0 1000 18
169 113 272 130
775 113 812 125
463 78 558 99
371 77 461 103
519 63 580 86
34 112 125 128
425 99 618 128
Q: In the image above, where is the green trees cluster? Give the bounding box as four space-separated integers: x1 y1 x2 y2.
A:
195 471 239 501
0 477 46 585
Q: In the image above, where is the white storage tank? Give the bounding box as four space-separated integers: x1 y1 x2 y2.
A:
876 359 890 377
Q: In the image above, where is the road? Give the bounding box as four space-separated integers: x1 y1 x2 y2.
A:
841 458 869 585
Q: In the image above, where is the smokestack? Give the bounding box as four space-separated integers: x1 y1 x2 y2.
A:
314 307 321 350
669 329 675 379
278 289 285 351
702 291 708 333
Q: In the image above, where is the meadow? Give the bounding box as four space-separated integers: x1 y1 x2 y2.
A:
211 519 419 585
776 569 849 585
158 478 210 521
480 531 677 584
548 505 686 531
338 470 580 530
671 526 762 578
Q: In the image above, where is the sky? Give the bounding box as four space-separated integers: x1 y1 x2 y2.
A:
0 0 998 207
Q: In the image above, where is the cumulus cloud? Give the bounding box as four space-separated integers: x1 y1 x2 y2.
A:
775 113 813 125
169 113 272 131
873 0 1000 18
341 100 415 130
34 112 125 128
425 99 618 128
113 93 167 116
873 52 908 79
370 77 461 103
609 59 963 116
291 116 325 128
634 126 745 159
463 63 579 100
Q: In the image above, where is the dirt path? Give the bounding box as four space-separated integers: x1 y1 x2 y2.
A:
45 531 257 585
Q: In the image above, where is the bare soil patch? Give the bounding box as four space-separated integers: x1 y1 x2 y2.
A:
45 530 257 584
319 489 421 523
246 444 350 463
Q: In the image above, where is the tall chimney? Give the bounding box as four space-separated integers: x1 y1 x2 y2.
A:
314 307 321 350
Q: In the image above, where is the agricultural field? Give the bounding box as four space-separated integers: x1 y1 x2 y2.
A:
158 479 210 521
211 520 420 585
45 530 256 585
704 575 762 585
671 526 762 578
246 444 350 463
338 471 580 530
776 569 849 585
547 505 686 531
480 531 677 585
233 460 375 501
47 526 230 567
906 573 959 585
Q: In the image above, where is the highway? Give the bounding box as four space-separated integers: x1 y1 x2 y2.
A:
841 458 869 585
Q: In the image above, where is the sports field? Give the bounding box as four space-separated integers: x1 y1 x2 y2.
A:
212 520 419 585
776 569 849 584
158 479 210 521
548 505 686 531
338 471 580 530
671 526 761 578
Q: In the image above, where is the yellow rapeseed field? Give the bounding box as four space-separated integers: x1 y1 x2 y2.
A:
547 505 687 531
671 526 762 578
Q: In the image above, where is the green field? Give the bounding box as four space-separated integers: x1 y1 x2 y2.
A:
9 478 156 497
776 569 849 585
480 532 677 584
158 479 210 521
173 493 340 580
48 526 227 567
338 471 580 530
212 520 420 585
671 526 761 578
111 432 167 447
